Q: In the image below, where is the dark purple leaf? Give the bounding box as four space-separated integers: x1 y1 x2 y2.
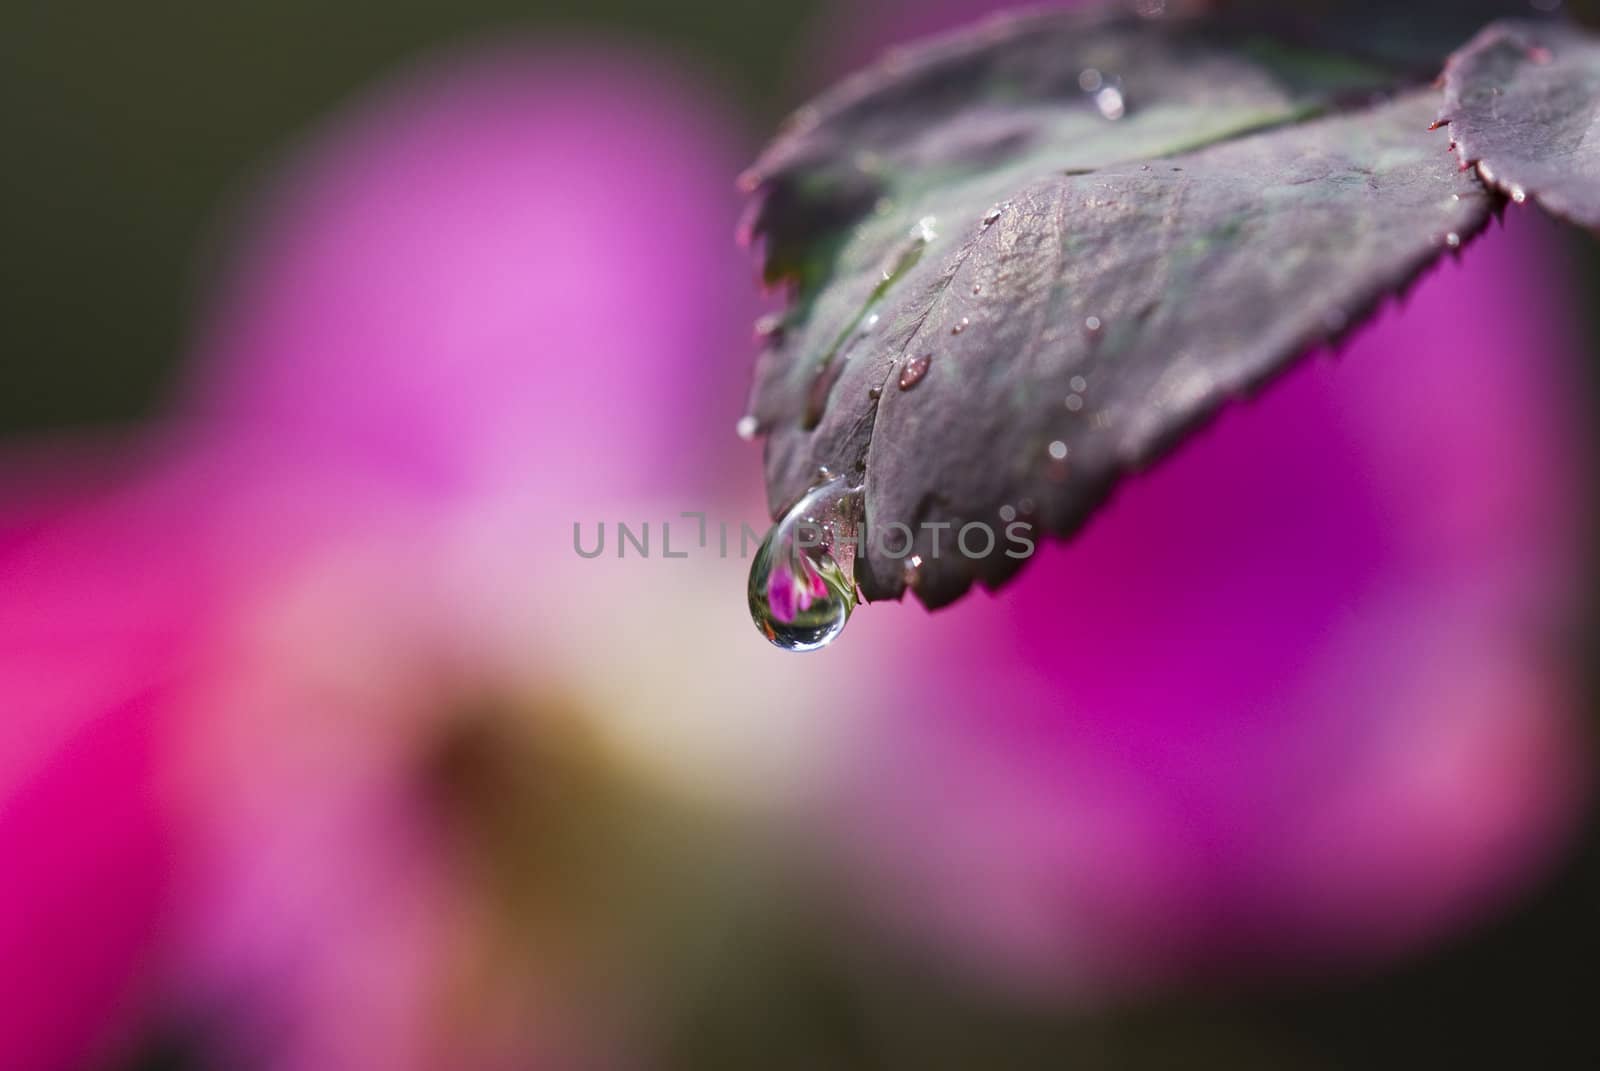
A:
1439 19 1600 227
741 4 1494 610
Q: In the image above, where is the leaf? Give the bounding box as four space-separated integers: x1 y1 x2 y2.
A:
1439 19 1600 227
741 3 1494 609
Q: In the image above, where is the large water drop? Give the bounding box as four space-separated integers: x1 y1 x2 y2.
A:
748 476 862 651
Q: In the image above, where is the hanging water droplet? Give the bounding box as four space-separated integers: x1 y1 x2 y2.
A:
754 314 784 339
1445 231 1462 249
748 477 861 651
1509 184 1528 204
868 386 882 401
982 206 1003 225
951 317 970 335
736 415 760 441
899 353 933 390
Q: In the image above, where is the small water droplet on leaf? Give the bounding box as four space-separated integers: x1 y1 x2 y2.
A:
899 353 933 390
1094 86 1126 121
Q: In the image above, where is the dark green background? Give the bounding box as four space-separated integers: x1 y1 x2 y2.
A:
0 0 818 439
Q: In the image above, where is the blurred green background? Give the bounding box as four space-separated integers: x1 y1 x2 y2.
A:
4 2 1598 1068
0 0 818 440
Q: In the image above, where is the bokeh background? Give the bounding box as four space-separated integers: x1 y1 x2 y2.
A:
3 1 1598 1069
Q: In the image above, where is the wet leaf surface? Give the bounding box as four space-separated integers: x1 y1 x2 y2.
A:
742 3 1496 609
1440 19 1600 227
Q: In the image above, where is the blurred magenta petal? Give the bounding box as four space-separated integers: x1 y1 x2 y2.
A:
143 37 776 1070
0 453 203 1071
834 210 1591 992
184 41 758 501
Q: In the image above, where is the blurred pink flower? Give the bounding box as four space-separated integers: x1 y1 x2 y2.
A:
160 40 799 1071
182 45 756 501
0 37 773 1071
0 440 208 1071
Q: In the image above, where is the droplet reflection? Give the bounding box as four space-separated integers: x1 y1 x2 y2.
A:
748 477 861 651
